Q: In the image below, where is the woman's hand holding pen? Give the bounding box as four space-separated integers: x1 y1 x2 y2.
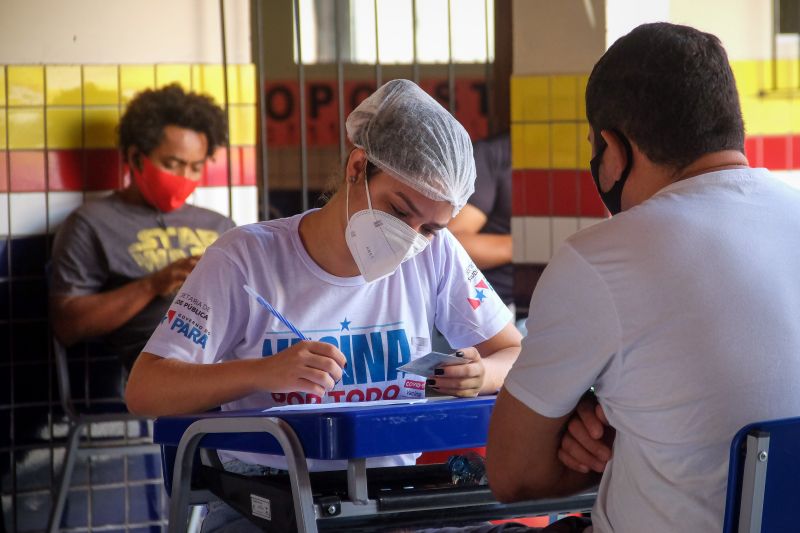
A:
260 340 347 396
426 348 485 397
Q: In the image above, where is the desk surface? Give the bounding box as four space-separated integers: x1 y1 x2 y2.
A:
154 396 495 460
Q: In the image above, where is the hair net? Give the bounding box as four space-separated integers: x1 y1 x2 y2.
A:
346 79 475 216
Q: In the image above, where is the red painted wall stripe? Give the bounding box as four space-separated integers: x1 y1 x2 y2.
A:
512 169 607 217
512 133 795 217
4 146 257 192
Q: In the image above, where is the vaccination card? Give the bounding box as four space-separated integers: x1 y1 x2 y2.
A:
397 351 468 377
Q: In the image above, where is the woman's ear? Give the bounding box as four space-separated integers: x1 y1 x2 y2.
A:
345 148 368 183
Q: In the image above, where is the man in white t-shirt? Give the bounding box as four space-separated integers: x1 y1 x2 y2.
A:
484 23 800 533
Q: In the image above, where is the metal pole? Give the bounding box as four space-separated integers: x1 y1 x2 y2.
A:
796 0 800 89
293 0 309 211
411 0 420 84
773 0 780 91
484 0 493 135
219 0 234 218
3 66 15 532
374 0 382 87
253 0 271 220
447 0 456 115
335 0 347 168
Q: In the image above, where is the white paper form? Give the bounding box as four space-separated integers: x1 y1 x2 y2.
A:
396 351 468 377
262 398 427 412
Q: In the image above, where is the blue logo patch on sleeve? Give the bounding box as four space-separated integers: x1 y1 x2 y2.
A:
166 310 209 349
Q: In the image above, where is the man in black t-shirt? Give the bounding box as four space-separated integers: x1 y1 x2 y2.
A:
448 132 513 308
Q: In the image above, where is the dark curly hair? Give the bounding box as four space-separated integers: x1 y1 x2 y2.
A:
586 23 744 171
118 83 228 162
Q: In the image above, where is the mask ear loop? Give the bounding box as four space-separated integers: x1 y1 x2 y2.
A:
344 164 376 225
344 169 359 226
345 178 351 226
364 171 376 212
360 165 380 225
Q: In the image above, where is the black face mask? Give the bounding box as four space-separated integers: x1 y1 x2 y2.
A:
589 128 633 215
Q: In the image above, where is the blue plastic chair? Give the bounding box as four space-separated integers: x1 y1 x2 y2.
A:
722 416 800 533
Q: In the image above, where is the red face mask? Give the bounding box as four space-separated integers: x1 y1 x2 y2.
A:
131 155 201 212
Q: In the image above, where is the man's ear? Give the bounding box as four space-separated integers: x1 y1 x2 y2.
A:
599 130 630 186
127 147 143 170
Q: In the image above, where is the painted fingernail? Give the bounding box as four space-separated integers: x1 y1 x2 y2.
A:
343 362 348 368
434 368 444 375
455 351 464 357
426 379 436 386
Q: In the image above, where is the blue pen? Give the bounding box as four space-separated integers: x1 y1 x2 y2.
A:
243 285 349 380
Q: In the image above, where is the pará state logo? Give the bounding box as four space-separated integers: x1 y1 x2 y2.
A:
162 309 209 349
467 278 492 310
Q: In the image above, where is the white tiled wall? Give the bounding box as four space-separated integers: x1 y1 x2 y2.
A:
10 192 47 236
522 216 552 264
231 185 259 226
0 193 8 236
1 187 257 239
551 217 579 252
511 216 527 264
47 192 83 232
579 217 606 230
190 185 259 226
191 186 228 218
512 215 608 264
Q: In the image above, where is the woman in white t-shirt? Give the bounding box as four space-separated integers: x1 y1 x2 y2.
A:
126 78 520 473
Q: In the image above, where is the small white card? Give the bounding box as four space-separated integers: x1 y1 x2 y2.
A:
250 494 271 520
397 351 468 377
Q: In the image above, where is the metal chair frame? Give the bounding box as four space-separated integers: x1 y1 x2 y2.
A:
46 337 161 533
723 415 800 533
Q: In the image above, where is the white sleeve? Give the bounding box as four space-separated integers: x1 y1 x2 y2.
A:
504 243 621 418
142 247 249 364
433 231 513 349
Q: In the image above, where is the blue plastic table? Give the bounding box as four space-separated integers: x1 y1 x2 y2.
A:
154 396 595 532
155 396 495 462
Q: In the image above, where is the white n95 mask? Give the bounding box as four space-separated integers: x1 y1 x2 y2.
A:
345 176 430 283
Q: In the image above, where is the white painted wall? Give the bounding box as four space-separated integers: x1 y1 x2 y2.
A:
512 0 606 75
606 0 669 47
670 0 772 61
512 0 772 69
0 0 251 64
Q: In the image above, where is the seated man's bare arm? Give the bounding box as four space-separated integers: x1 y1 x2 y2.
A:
487 388 600 502
558 396 614 474
448 203 512 270
50 256 200 346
